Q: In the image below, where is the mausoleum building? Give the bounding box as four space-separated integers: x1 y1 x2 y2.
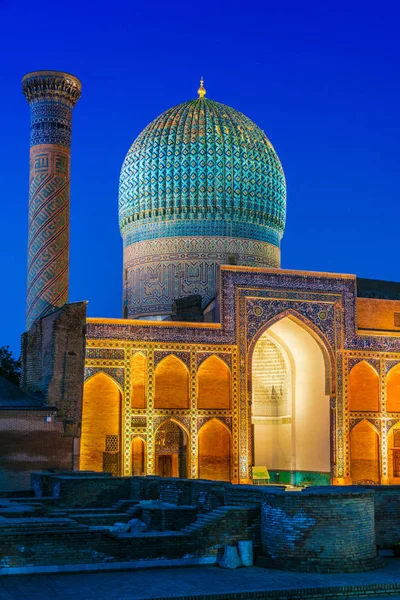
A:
2 71 400 490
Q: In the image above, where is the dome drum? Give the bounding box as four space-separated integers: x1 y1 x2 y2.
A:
123 235 280 318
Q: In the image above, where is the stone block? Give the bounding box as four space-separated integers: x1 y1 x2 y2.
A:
238 540 253 566
219 545 241 569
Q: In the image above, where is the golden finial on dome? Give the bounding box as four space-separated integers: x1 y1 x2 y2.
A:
198 77 206 98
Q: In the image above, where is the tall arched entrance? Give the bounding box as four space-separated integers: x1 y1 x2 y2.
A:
155 420 188 478
80 372 122 475
251 316 330 484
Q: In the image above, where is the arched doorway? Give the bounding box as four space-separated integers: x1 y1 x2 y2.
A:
350 420 380 484
80 372 121 474
198 419 231 481
251 316 330 484
155 420 188 478
132 437 146 476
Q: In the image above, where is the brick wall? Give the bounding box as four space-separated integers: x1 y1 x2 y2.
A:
0 506 260 569
21 301 87 425
261 489 378 572
141 506 198 530
0 411 72 491
49 475 131 508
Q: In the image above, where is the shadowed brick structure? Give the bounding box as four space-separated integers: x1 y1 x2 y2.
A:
22 71 81 330
261 488 381 572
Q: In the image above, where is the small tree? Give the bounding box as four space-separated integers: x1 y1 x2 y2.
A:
0 346 21 386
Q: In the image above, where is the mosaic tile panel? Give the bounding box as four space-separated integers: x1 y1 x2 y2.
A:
86 348 125 360
123 236 279 317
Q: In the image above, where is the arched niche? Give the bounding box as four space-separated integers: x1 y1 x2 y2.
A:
154 356 189 408
131 352 147 408
198 419 231 481
80 372 121 472
350 420 380 484
348 361 379 412
251 315 330 478
155 420 188 478
131 437 146 476
387 364 400 413
387 424 400 483
197 355 231 409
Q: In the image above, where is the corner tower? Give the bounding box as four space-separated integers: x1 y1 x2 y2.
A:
119 80 286 319
22 71 81 330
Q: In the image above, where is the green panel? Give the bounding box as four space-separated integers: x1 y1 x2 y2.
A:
267 470 331 486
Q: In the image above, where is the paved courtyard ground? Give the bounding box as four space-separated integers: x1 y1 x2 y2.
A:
1 559 400 600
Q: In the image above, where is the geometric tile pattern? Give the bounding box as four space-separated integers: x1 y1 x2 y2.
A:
119 97 286 234
123 235 279 316
119 94 286 317
22 71 81 329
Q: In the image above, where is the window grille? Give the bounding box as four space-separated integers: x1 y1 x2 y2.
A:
105 434 119 452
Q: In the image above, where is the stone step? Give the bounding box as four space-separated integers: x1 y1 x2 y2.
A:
52 507 122 514
72 512 131 526
112 499 139 510
0 517 89 533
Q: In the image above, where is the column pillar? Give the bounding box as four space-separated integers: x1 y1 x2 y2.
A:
22 71 81 330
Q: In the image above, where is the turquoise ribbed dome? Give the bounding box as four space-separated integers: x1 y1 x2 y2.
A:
118 97 286 246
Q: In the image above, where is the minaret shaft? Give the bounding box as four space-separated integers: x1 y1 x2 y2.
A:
22 71 81 330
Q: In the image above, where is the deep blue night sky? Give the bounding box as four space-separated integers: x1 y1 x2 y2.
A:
1 0 399 355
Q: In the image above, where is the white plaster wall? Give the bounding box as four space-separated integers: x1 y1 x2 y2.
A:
253 420 292 470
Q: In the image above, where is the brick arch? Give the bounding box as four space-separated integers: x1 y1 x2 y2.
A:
387 364 400 413
198 418 231 481
348 361 379 412
131 436 146 476
197 355 231 409
350 419 380 484
131 352 147 408
154 355 189 408
80 372 121 472
248 309 334 395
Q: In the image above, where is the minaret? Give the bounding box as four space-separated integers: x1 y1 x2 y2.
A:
22 71 81 330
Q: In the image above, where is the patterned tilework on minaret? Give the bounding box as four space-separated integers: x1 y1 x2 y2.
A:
22 71 81 330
